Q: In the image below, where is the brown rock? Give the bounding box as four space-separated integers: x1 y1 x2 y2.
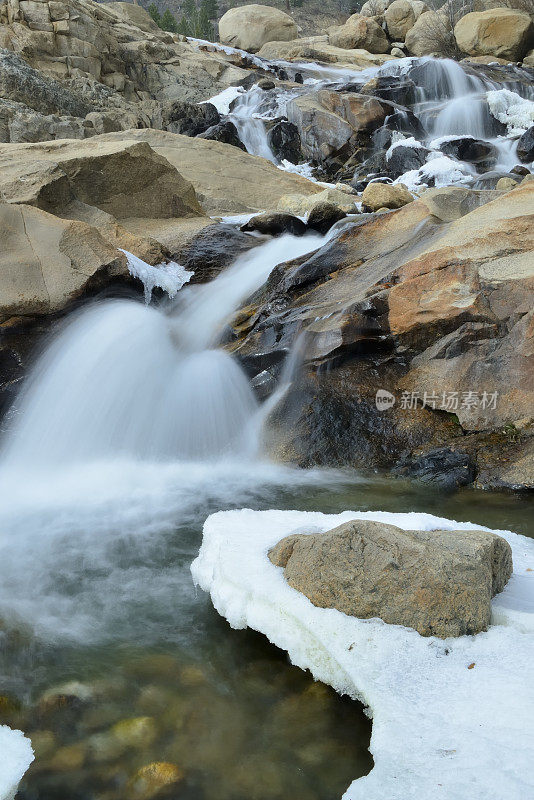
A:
361 182 413 211
454 8 534 61
268 519 513 638
329 14 390 53
219 4 297 53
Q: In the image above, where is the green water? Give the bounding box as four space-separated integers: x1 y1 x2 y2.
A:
1 470 532 800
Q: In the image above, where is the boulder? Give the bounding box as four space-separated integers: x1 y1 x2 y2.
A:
258 37 395 67
393 447 476 490
386 142 429 178
385 0 416 41
361 182 414 211
287 90 385 162
360 0 391 18
419 186 502 221
160 101 220 137
197 120 246 150
241 212 307 237
176 224 261 282
268 519 513 638
524 48 534 67
307 202 347 234
267 120 301 164
405 11 451 57
277 188 358 215
329 14 390 54
219 5 297 54
437 136 496 165
454 8 534 62
496 176 518 191
0 202 127 320
517 125 534 163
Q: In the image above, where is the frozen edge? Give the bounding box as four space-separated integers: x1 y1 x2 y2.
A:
0 726 34 800
191 509 534 800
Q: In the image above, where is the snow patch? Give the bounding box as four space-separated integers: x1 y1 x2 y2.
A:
204 85 244 115
487 89 534 135
394 154 474 192
0 726 34 800
278 160 316 180
192 508 534 800
120 250 193 304
385 135 426 161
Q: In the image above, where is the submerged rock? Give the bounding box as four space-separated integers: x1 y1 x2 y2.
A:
129 761 184 799
268 519 513 637
241 212 307 237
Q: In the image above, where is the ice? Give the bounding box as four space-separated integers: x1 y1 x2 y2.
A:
385 135 426 160
120 250 193 304
487 89 534 136
394 154 474 192
0 726 34 800
204 85 244 115
192 508 534 800
278 159 316 180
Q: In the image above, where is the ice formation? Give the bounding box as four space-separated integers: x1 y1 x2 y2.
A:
0 726 34 800
487 89 534 136
120 250 193 304
192 509 534 800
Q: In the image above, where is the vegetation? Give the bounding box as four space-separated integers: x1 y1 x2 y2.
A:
147 0 218 40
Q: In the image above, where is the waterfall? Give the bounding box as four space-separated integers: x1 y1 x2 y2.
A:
0 232 328 471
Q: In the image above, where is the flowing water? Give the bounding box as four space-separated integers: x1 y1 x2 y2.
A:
2 49 534 800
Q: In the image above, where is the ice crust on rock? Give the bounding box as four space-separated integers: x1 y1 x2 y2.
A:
0 726 34 800
120 250 193 304
191 508 534 800
487 89 534 135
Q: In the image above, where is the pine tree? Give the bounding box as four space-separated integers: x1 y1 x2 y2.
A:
183 0 197 18
177 14 191 36
147 3 161 25
160 8 178 31
202 0 218 19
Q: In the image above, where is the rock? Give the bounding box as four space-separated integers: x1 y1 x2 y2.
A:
329 14 390 54
257 78 275 90
286 90 385 162
496 176 518 191
258 37 395 68
360 0 391 18
268 519 513 638
48 742 86 771
405 11 450 57
437 136 496 165
219 5 298 54
128 762 184 800
160 101 220 137
361 182 414 211
386 142 429 178
307 202 347 234
385 0 416 41
517 125 534 163
524 48 534 67
176 224 262 282
0 203 127 320
391 46 405 57
267 120 301 164
419 186 501 221
241 212 307 237
197 120 246 150
277 188 358 215
111 716 157 748
394 447 476 490
454 9 534 62
511 164 531 177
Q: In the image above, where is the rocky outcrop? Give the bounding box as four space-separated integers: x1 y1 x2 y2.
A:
454 8 534 62
218 4 297 54
229 183 534 490
257 36 394 68
268 519 513 638
329 14 390 54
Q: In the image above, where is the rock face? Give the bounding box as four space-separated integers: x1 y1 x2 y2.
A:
258 36 395 67
517 126 534 163
229 183 534 490
454 9 534 61
268 519 513 638
329 14 390 54
218 4 298 54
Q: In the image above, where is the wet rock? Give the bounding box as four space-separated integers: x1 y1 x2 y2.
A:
437 136 496 165
48 742 87 771
394 447 476 490
267 120 301 164
386 142 429 177
511 164 531 177
278 188 358 215
29 730 57 760
361 182 414 211
111 716 157 748
307 202 347 234
257 78 276 90
197 121 246 150
268 518 513 637
241 212 307 237
128 762 184 799
39 681 94 713
176 224 262 283
161 101 220 137
517 125 534 163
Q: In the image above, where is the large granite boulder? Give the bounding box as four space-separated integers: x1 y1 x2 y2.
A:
361 181 414 211
258 36 395 67
405 10 450 57
329 14 390 54
268 519 513 638
219 4 297 54
384 0 417 41
454 8 534 62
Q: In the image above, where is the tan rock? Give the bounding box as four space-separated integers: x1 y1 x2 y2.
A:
361 181 413 211
277 188 358 215
268 518 513 638
329 13 390 53
454 8 534 61
219 4 297 53
419 186 502 221
385 0 416 41
405 10 449 56
496 176 519 191
524 48 534 67
258 36 395 67
129 762 184 799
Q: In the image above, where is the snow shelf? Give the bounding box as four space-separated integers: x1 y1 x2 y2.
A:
0 726 34 800
191 509 534 800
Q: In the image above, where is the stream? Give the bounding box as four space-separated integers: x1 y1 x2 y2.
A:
1 46 533 800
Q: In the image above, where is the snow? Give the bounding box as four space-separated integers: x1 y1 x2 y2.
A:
0 726 34 800
385 135 426 161
204 85 244 115
394 155 474 192
487 89 534 136
192 508 534 800
278 159 316 180
120 250 193 304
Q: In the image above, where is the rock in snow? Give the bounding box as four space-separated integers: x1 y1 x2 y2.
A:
192 508 534 800
0 726 34 800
